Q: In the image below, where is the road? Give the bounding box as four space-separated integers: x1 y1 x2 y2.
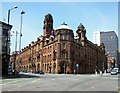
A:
1 73 119 91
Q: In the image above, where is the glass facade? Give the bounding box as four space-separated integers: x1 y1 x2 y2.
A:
100 31 118 66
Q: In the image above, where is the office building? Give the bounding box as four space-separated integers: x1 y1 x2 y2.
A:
94 31 118 68
11 14 107 74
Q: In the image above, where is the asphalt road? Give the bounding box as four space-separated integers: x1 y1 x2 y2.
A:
1 73 119 91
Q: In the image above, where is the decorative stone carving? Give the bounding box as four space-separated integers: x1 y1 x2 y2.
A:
44 13 53 23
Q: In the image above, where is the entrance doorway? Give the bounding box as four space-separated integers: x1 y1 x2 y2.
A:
60 63 66 74
37 64 40 71
49 66 51 73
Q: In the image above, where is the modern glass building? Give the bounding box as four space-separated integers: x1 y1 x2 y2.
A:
94 31 118 67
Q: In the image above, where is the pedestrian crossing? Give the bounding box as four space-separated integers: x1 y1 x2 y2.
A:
2 78 42 91
2 77 43 86
2 78 33 86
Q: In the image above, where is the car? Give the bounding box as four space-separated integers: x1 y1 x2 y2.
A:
36 70 44 74
113 68 119 73
39 71 44 74
110 69 118 75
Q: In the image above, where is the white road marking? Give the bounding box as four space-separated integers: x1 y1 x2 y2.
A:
8 89 13 91
4 78 39 91
32 80 37 83
9 81 17 83
52 78 55 80
2 81 17 86
2 78 32 86
17 85 22 88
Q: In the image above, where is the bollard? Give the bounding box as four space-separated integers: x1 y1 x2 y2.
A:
95 71 97 75
100 71 102 75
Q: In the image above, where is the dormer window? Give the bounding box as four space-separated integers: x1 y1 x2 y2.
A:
46 38 49 44
50 35 54 38
46 38 49 41
75 36 79 39
50 35 54 42
46 41 49 44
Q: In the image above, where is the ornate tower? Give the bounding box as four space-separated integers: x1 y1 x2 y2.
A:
43 13 53 37
76 23 86 46
100 43 105 53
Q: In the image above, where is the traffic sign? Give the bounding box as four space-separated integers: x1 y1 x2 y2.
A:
76 64 79 67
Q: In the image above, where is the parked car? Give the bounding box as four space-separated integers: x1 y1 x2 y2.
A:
110 69 118 75
113 68 119 73
36 70 44 74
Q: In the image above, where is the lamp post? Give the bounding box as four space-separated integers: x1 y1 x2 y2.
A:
7 6 18 75
8 6 18 24
13 31 20 74
18 11 25 74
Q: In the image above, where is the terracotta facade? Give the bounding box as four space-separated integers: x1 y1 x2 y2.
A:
11 14 107 74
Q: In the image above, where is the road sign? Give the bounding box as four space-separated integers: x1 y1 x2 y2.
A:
76 64 79 67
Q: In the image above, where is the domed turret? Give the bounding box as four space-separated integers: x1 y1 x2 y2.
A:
56 22 72 30
55 22 74 42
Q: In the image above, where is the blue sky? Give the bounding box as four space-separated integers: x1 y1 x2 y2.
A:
1 2 118 53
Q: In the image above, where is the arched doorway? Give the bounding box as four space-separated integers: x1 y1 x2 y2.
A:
49 63 52 73
32 64 36 73
60 62 66 74
29 65 31 72
37 63 40 71
53 62 56 74
26 66 28 72
23 65 26 72
34 64 36 73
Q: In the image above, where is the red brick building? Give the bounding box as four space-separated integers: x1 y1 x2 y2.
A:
11 14 107 74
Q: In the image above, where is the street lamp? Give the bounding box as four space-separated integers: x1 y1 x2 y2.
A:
13 31 20 74
8 6 18 24
18 11 25 74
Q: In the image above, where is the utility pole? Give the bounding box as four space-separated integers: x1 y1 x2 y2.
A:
18 11 25 74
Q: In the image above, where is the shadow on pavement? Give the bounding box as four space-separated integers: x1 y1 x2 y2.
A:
2 73 41 79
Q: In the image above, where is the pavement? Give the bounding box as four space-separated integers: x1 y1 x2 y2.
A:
19 72 112 77
2 72 41 79
2 72 112 78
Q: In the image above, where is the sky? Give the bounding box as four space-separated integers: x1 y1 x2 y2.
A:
1 2 119 53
